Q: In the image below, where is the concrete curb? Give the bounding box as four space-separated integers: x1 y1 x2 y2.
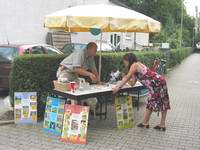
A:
0 120 14 125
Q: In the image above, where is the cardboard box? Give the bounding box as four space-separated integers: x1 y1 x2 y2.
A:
53 80 71 91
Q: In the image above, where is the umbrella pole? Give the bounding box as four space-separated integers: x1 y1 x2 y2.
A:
99 32 103 81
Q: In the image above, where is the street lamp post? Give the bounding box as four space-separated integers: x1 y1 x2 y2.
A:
193 27 196 48
180 0 184 48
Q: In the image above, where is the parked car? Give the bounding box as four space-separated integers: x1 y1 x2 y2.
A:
196 42 200 49
61 43 87 54
61 42 115 54
0 44 63 90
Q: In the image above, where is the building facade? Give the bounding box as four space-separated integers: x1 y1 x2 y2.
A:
0 0 149 50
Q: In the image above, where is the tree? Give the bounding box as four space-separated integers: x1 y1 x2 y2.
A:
119 0 195 48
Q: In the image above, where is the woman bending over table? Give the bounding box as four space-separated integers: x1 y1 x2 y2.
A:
112 53 170 131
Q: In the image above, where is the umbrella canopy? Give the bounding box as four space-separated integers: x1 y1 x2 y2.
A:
44 4 161 33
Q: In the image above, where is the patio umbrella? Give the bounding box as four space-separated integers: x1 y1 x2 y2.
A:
44 4 161 79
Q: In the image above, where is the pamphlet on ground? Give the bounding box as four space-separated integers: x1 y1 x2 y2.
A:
60 104 89 144
14 92 37 124
115 96 134 129
43 97 65 135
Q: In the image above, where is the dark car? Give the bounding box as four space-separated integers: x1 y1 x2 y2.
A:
0 44 63 90
61 43 87 54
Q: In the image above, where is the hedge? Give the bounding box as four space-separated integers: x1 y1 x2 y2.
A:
168 48 193 67
10 48 193 118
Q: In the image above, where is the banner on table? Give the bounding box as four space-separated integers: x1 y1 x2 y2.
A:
115 96 134 129
60 104 89 144
14 92 37 124
43 97 65 135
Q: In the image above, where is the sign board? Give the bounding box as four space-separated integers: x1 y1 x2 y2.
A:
115 96 134 129
60 104 89 144
14 92 37 124
43 97 65 135
161 43 170 49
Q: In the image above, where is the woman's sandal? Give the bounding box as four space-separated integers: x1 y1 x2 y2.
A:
137 123 149 128
153 125 166 131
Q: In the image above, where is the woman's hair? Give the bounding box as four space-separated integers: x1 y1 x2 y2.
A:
123 53 138 69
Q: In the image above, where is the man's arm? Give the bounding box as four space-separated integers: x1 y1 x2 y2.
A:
74 67 91 77
74 67 97 82
116 63 137 89
92 69 100 83
90 58 100 83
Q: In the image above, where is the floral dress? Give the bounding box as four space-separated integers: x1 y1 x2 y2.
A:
136 66 170 112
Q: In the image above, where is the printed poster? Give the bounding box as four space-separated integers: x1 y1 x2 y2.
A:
43 97 65 135
60 104 89 144
115 96 134 129
14 92 37 124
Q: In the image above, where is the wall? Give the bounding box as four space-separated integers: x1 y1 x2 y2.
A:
0 0 149 50
0 0 71 44
120 33 149 50
82 0 109 5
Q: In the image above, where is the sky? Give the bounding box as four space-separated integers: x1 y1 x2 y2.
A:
185 0 200 17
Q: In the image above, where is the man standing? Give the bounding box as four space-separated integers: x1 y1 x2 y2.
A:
57 42 100 84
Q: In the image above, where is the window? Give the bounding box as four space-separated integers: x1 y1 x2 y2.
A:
24 48 30 54
0 47 18 62
45 46 62 54
110 34 120 46
110 35 113 44
125 33 132 40
74 44 86 51
61 43 86 54
31 46 45 54
62 44 74 53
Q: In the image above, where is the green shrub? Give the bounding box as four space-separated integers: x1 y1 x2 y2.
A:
168 48 193 67
10 48 192 117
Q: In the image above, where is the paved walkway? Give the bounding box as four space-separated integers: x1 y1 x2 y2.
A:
0 96 7 116
0 54 200 150
0 94 12 117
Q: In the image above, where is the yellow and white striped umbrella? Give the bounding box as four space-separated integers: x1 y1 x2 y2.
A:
44 4 161 33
